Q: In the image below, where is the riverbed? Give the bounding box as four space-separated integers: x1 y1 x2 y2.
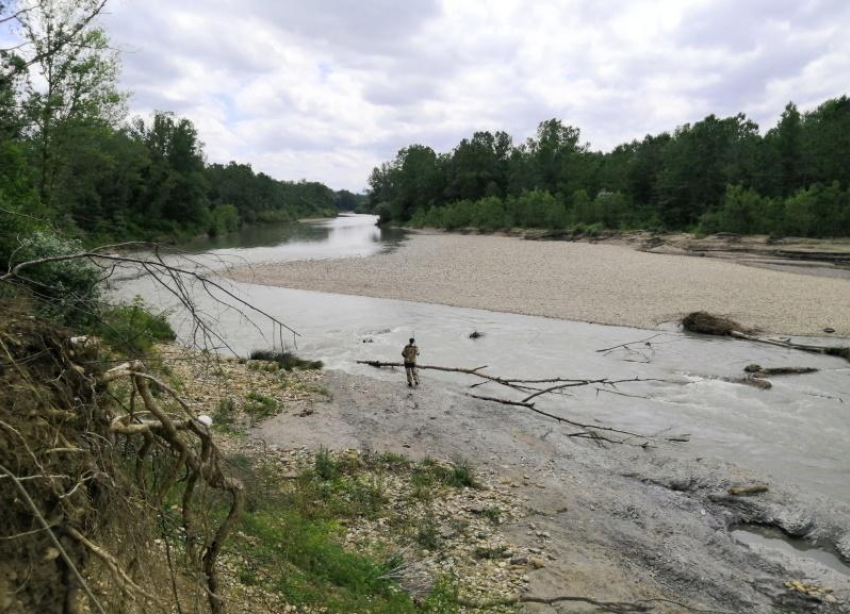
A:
115 215 850 506
228 230 850 336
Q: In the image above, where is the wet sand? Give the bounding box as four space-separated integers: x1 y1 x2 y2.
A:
254 369 850 613
228 233 850 337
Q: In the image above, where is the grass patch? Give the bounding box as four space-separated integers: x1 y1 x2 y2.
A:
243 391 278 419
249 349 323 371
480 506 502 524
410 469 438 502
223 451 460 613
377 451 411 467
416 457 479 490
213 397 236 428
414 515 441 550
315 447 343 480
473 545 509 560
237 510 413 612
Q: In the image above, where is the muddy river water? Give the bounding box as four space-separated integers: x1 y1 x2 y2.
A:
116 215 850 504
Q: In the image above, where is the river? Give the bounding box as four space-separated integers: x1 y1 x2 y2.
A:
115 214 850 504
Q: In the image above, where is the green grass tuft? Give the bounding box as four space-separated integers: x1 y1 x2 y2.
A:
249 349 323 371
243 391 278 419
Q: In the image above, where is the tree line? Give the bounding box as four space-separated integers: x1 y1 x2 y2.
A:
0 0 357 249
367 98 850 237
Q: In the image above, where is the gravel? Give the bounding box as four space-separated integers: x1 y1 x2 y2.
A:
228 233 850 336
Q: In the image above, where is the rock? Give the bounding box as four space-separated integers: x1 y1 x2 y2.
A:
837 532 850 561
728 484 769 496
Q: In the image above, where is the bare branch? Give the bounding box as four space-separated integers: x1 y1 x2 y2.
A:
1 0 111 83
0 463 108 614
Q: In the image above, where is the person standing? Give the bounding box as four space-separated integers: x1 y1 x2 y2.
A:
402 338 420 387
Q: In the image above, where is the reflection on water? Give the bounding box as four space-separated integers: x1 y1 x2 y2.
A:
183 220 333 252
176 214 406 266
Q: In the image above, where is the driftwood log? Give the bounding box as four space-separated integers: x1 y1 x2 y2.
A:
682 312 850 362
728 484 769 496
743 364 818 376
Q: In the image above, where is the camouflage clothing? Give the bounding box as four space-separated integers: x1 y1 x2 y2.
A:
402 343 420 385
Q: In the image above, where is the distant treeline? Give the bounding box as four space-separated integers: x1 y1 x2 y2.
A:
0 107 362 243
367 97 850 237
0 7 361 246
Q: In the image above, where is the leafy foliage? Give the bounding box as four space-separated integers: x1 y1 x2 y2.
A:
95 296 175 357
0 0 359 250
370 98 850 237
249 349 324 371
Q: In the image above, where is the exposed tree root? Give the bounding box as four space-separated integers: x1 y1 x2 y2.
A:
100 361 245 614
0 463 107 614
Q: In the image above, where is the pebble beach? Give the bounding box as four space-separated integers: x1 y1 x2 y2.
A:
228 233 850 336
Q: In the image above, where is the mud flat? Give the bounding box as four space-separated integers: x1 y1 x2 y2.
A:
254 369 850 614
228 233 850 337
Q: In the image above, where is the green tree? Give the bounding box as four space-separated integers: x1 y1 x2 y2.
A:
130 113 209 233
208 203 239 236
19 1 125 207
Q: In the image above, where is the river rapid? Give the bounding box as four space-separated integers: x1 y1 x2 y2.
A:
115 214 850 504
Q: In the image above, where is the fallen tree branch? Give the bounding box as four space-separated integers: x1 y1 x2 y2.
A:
597 333 666 354
466 393 649 446
743 364 818 377
1 243 300 356
458 593 651 612
682 312 850 362
363 359 678 446
357 360 488 374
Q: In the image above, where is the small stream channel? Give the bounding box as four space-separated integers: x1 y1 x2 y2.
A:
114 214 850 506
733 526 850 576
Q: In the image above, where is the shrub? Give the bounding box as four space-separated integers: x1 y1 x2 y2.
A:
374 202 393 226
208 203 239 236
3 229 101 323
96 296 175 356
315 447 341 481
249 349 323 371
415 515 441 550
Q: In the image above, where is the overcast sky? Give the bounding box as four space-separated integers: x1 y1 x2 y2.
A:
102 0 850 191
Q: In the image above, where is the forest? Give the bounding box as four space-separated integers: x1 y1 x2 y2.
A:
0 1 357 250
367 98 850 237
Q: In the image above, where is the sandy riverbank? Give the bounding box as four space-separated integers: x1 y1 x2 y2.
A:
228 233 850 336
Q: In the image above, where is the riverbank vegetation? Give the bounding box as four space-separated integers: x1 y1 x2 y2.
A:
0 1 358 248
368 98 850 237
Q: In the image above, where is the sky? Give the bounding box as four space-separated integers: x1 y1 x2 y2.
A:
99 0 850 191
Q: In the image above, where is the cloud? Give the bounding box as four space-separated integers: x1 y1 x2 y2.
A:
101 0 850 190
